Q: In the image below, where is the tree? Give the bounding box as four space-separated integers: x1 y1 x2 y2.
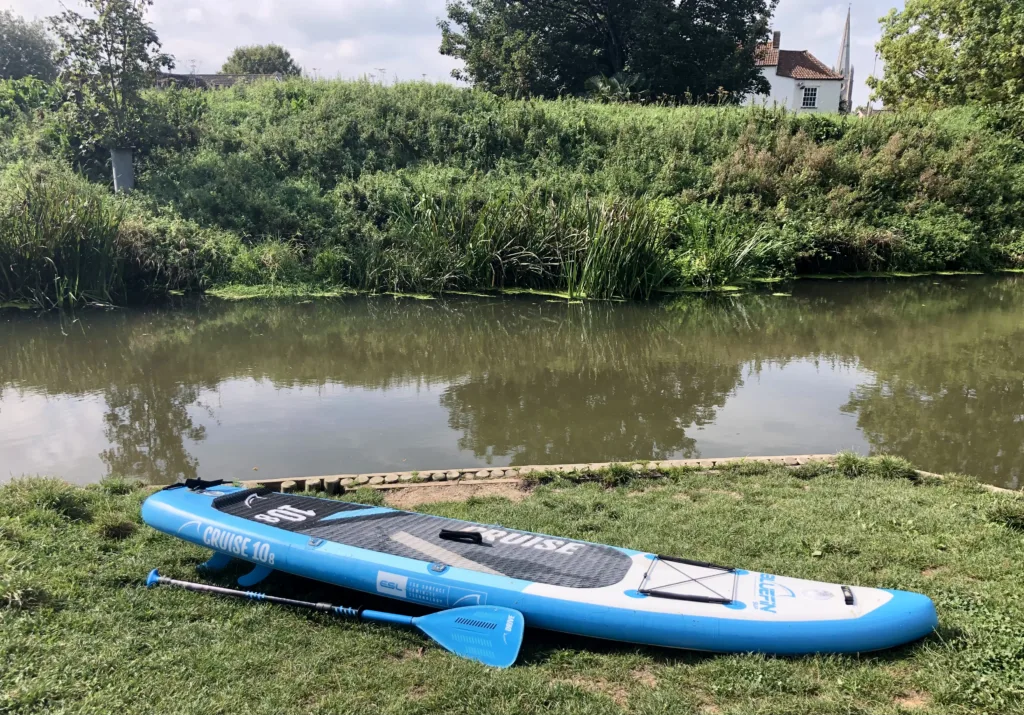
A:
585 73 644 103
868 0 1024 108
0 10 58 81
50 0 173 151
439 0 777 101
221 44 301 76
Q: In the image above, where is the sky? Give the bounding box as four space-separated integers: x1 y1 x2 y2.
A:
9 0 899 108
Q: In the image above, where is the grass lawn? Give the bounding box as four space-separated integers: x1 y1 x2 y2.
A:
1 457 1022 714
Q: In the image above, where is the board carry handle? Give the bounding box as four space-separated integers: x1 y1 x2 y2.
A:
145 569 523 668
439 529 484 545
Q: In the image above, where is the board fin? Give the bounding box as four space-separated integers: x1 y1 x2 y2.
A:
197 552 234 574
237 564 274 587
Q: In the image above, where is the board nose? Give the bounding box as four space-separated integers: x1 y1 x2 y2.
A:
883 589 938 641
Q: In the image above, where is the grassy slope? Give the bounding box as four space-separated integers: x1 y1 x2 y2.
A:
6 77 1024 308
1 459 1022 715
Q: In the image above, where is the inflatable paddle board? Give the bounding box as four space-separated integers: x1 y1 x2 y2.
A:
142 481 938 654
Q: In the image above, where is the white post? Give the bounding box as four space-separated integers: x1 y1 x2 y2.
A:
111 148 135 193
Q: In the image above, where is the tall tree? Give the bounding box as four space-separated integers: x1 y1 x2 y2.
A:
869 0 1024 108
439 0 777 101
0 10 58 81
50 0 173 150
221 44 302 76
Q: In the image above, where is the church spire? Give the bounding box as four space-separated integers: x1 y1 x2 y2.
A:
835 5 853 111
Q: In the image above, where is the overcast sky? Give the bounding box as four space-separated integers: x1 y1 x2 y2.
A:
9 0 897 108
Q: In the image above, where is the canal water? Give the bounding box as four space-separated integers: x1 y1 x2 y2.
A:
1 276 1021 489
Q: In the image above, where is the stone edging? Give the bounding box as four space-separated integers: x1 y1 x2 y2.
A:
236 455 1018 496
241 454 837 494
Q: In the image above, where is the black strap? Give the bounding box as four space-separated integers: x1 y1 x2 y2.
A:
210 487 273 509
638 589 733 604
439 529 484 545
842 585 855 605
183 479 227 489
656 555 735 572
162 478 227 491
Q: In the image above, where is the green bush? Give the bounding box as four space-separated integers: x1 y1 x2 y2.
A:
229 240 305 285
118 207 240 295
5 78 1024 303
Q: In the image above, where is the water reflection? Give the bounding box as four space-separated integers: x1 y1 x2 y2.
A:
0 276 1021 488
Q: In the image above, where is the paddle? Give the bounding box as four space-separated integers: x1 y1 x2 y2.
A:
145 569 524 668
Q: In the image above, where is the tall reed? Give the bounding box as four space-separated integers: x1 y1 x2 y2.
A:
0 167 125 308
374 191 671 299
672 204 784 291
573 196 672 300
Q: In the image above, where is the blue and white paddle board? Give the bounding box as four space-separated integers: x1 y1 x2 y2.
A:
141 482 937 654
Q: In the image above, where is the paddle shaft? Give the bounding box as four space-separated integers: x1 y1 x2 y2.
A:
147 571 414 626
145 569 524 667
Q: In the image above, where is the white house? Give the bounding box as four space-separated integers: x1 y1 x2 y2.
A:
744 12 853 114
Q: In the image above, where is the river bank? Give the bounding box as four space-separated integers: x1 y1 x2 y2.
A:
3 78 1024 309
1 455 1021 714
199 268 1024 302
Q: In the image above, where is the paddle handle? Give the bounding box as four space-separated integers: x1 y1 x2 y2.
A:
147 570 416 627
149 569 339 613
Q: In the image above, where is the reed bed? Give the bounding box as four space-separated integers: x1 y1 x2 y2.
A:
0 166 124 309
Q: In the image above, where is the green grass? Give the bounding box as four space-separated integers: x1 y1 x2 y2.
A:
500 287 575 300
206 283 358 300
1 458 1022 714
798 270 988 281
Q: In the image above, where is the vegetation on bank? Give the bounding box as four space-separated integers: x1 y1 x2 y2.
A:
1 455 1023 714
3 77 1024 307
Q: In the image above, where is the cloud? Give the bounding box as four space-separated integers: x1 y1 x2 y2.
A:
10 0 899 104
11 0 460 80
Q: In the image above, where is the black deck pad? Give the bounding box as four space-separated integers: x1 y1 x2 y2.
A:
213 489 375 532
213 491 631 589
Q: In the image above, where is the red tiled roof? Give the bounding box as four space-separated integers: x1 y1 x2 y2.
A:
755 43 843 81
755 44 779 67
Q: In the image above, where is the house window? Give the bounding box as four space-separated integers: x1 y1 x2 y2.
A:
801 87 818 108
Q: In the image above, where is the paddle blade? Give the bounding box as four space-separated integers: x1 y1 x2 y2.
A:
413 606 525 668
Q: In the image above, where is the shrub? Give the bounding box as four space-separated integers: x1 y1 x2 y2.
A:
117 208 240 295
229 240 305 285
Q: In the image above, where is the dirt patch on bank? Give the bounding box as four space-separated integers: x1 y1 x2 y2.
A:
894 691 931 710
384 482 529 508
556 677 630 708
